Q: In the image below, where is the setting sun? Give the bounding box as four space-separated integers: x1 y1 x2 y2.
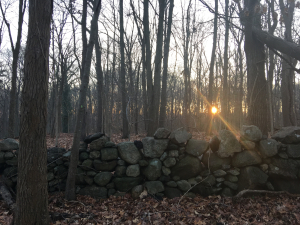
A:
211 106 218 114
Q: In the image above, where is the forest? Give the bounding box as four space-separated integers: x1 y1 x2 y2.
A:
0 0 300 224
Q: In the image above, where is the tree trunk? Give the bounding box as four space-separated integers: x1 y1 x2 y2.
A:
15 0 52 223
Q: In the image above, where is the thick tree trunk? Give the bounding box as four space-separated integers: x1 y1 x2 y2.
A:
15 0 52 223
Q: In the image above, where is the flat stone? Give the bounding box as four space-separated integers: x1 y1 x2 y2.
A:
94 172 112 186
166 181 177 187
213 170 227 177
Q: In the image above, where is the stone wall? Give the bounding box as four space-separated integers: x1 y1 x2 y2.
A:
0 126 300 199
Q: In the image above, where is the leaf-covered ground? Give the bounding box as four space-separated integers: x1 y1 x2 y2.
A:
1 192 300 224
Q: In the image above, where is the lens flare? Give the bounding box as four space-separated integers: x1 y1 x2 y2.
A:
211 106 217 114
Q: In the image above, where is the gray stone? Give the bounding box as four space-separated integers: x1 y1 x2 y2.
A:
126 164 140 177
271 126 300 144
145 181 164 194
176 180 191 192
232 150 262 167
258 139 279 158
162 166 171 176
202 175 216 187
113 177 144 192
216 178 225 182
238 166 268 192
221 188 233 197
79 152 89 161
62 151 71 161
117 160 126 166
154 128 171 139
163 157 176 167
0 138 19 151
260 164 268 172
169 127 192 145
54 165 68 178
84 176 94 185
131 185 144 199
79 185 107 199
187 178 198 186
168 150 179 158
115 166 127 177
173 176 180 181
241 125 263 142
227 169 240 176
164 187 182 198
101 148 118 161
118 142 141 164
93 160 117 171
224 181 238 190
202 152 231 172
139 160 148 167
240 140 256 150
265 158 300 179
191 184 213 197
278 152 289 159
89 151 100 159
160 152 168 161
167 143 179 150
94 172 112 186
222 164 231 170
287 145 300 158
142 158 162 180
269 178 300 194
89 136 109 151
186 139 209 157
269 164 297 180
226 175 238 183
217 130 241 158
104 141 116 148
166 181 177 187
171 155 202 180
4 152 14 160
141 137 169 158
87 171 97 177
179 147 186 154
213 170 227 177
84 132 105 144
159 175 171 183
6 157 18 166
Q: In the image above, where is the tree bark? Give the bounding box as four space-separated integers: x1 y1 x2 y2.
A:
15 0 52 223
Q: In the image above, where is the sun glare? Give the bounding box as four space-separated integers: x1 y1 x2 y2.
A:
211 106 217 114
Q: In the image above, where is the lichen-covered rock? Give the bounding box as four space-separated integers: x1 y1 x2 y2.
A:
176 180 191 192
241 125 262 142
79 185 107 199
162 166 171 176
213 170 227 177
238 166 268 192
171 155 202 180
168 150 179 157
118 142 141 164
81 159 93 170
89 151 100 159
258 139 278 158
141 137 169 158
142 158 162 180
89 136 109 151
101 148 118 161
169 127 192 145
0 138 19 151
93 159 117 171
94 172 112 186
232 150 262 167
145 181 164 194
163 157 176 168
218 130 241 158
126 164 140 177
202 152 231 172
271 126 300 144
287 145 300 158
186 139 209 157
113 177 144 192
154 128 171 139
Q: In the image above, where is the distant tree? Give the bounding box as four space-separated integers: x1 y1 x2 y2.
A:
15 0 52 223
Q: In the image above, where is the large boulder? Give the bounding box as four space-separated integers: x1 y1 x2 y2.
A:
265 157 300 179
258 139 278 158
101 148 118 161
89 136 109 151
79 185 107 199
141 137 169 158
232 150 262 168
113 177 144 192
126 164 140 177
271 126 300 144
0 138 19 151
171 155 202 180
287 144 300 158
237 166 268 192
118 142 142 164
154 128 171 139
169 128 192 145
94 172 113 186
186 139 209 157
202 152 231 172
241 125 263 142
84 132 105 144
145 181 164 194
142 158 162 180
217 130 241 158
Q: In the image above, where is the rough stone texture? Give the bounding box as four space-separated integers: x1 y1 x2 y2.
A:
287 145 300 158
202 175 216 187
218 130 241 158
0 138 19 151
75 168 86 184
166 181 177 187
227 169 240 176
94 172 113 186
240 140 256 150
126 164 140 177
163 157 176 167
168 150 179 158
278 152 289 159
232 150 262 168
89 151 100 159
93 160 117 171
87 171 97 177
139 160 148 167
188 178 198 186
224 181 238 190
79 185 107 199
145 181 164 194
221 188 233 197
268 164 298 180
118 142 141 164
241 125 263 142
131 185 144 199
164 187 182 198
4 152 14 160
202 152 231 172
141 137 169 158
105 141 116 148
238 166 269 192
154 128 171 139
80 152 89 161
176 180 191 192
115 166 126 177
160 152 168 161
271 126 300 144
186 139 209 157
81 159 93 170
171 155 202 180
169 127 192 145
258 139 279 158
89 136 109 151
101 148 118 161
269 178 300 194
226 175 238 183
84 132 105 144
162 166 171 176
209 136 220 152
113 177 144 192
142 159 162 180
213 170 227 177
117 160 126 166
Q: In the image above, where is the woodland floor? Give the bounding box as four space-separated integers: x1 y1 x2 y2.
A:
0 133 300 224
